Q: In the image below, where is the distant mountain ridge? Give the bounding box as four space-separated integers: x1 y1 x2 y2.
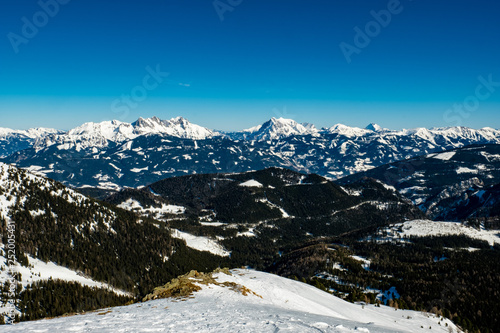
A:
227 117 319 141
0 127 63 158
32 116 218 151
2 116 500 192
5 116 500 149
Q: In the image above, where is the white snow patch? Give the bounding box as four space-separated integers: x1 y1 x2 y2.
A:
256 198 291 218
239 179 263 188
117 198 185 219
199 221 226 227
130 166 148 173
351 255 371 270
237 228 256 237
171 229 230 257
456 167 478 174
376 220 500 246
432 151 456 160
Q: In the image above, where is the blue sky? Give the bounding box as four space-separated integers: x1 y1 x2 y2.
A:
1 0 499 131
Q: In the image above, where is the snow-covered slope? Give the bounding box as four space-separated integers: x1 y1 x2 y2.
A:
328 123 373 137
373 219 500 246
171 229 230 257
114 196 230 256
1 269 460 332
0 162 135 321
0 248 130 322
0 246 130 303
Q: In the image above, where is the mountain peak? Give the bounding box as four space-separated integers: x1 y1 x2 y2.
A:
169 116 188 126
131 116 162 128
328 123 371 137
365 123 383 131
68 120 133 139
132 116 216 139
248 117 317 141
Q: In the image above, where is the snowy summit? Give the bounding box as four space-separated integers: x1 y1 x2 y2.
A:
243 117 318 141
365 123 384 132
33 116 218 150
1 269 459 333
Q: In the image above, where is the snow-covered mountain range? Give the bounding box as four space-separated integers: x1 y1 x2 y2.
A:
33 116 218 151
2 116 500 192
0 127 63 158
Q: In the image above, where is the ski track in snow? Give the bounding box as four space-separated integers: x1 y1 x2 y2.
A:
1 269 460 332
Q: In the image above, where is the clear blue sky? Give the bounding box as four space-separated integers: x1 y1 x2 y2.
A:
1 0 499 131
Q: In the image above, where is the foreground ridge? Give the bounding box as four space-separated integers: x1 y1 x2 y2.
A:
1 269 460 333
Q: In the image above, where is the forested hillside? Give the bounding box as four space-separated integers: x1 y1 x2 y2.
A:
0 163 226 322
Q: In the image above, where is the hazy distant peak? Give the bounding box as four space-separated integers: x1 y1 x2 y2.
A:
365 123 383 132
328 123 371 137
248 117 318 140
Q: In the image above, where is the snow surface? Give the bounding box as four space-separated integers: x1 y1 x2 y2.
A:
365 123 386 132
0 127 60 139
117 198 185 219
2 269 460 332
374 220 500 246
431 152 456 160
238 179 263 188
171 229 230 257
350 255 371 270
0 245 131 321
328 124 372 137
455 167 478 174
256 198 291 218
116 198 229 256
0 247 130 296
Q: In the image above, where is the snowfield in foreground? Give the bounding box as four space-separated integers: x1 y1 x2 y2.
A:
3 269 460 333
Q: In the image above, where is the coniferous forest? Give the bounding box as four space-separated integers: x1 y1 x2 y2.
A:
1 164 500 332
